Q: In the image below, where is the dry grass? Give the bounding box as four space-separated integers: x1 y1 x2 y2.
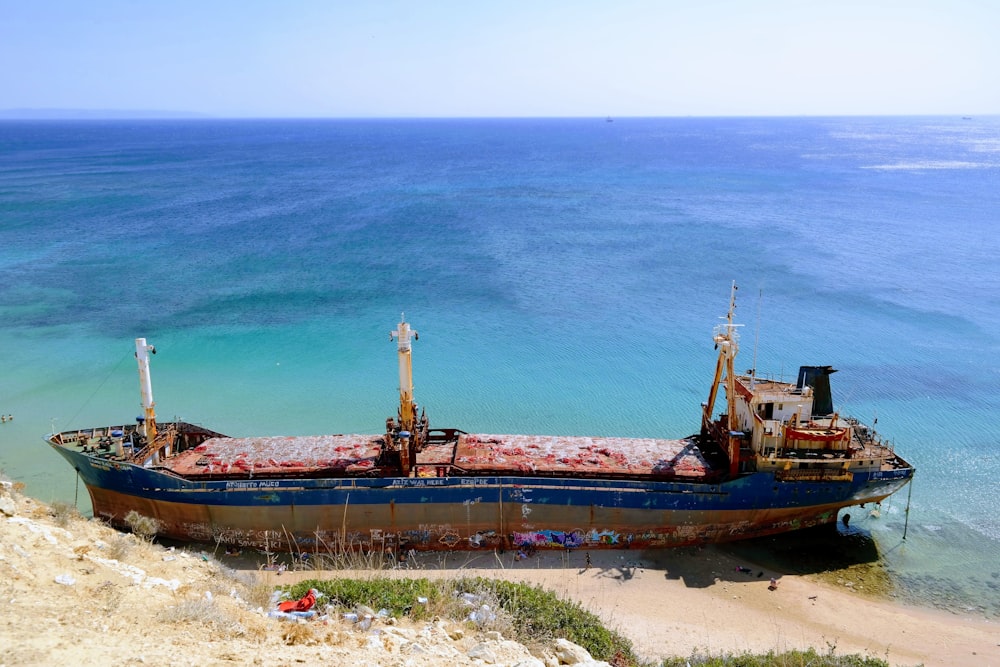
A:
90 580 125 613
157 597 249 639
123 510 161 541
279 621 320 646
428 578 517 638
48 500 82 528
104 534 135 562
202 558 275 610
242 576 278 610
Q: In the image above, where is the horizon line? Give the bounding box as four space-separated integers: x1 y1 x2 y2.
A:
1 109 996 121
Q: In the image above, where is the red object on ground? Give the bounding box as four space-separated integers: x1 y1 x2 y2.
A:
277 589 317 612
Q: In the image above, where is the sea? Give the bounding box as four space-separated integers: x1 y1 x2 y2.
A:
1 116 998 616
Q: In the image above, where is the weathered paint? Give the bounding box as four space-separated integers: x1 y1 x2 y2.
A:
53 438 911 552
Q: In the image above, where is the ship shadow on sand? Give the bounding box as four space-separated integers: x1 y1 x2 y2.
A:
168 523 888 593
640 523 885 590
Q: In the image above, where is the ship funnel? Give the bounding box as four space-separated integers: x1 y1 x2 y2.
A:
797 365 836 416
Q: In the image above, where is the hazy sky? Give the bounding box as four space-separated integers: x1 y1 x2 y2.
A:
3 0 997 117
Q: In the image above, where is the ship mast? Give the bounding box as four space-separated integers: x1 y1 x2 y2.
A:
391 315 418 433
387 315 423 476
135 338 158 443
701 283 742 476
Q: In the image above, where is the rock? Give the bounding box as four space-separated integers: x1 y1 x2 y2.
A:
0 495 17 517
402 641 428 655
433 618 465 640
467 643 497 663
552 638 593 665
513 660 546 667
383 626 417 641
495 639 534 663
484 630 503 641
529 647 560 667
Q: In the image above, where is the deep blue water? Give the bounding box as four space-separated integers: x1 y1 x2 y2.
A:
1 117 999 614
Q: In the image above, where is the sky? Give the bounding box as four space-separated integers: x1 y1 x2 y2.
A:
1 0 998 118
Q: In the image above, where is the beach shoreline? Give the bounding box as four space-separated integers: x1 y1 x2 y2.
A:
261 545 997 666
2 485 996 667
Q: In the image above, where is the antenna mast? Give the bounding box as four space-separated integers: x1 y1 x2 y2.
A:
751 287 762 388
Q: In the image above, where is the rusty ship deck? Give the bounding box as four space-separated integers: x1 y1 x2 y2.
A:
163 431 720 481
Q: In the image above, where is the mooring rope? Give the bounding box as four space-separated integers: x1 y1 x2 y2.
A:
903 472 914 540
62 347 133 429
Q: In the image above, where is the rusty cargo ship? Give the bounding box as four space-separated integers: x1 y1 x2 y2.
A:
45 285 914 552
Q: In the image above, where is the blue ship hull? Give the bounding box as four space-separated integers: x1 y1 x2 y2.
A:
49 437 912 552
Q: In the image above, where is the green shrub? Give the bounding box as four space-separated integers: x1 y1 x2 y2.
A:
278 577 896 667
659 648 892 667
284 577 442 620
281 576 639 665
453 577 637 664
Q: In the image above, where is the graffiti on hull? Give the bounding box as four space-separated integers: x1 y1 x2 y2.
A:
511 528 631 548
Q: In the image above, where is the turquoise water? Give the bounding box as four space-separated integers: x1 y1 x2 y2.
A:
1 117 998 614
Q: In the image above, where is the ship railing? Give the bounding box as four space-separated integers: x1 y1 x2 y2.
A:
774 467 853 483
70 425 134 453
425 428 466 444
842 415 897 455
775 448 850 460
737 369 798 387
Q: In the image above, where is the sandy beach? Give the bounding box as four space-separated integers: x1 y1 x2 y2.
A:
1 485 996 667
266 546 998 667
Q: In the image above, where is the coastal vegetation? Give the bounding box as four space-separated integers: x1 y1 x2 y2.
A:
660 651 893 666
280 576 894 667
